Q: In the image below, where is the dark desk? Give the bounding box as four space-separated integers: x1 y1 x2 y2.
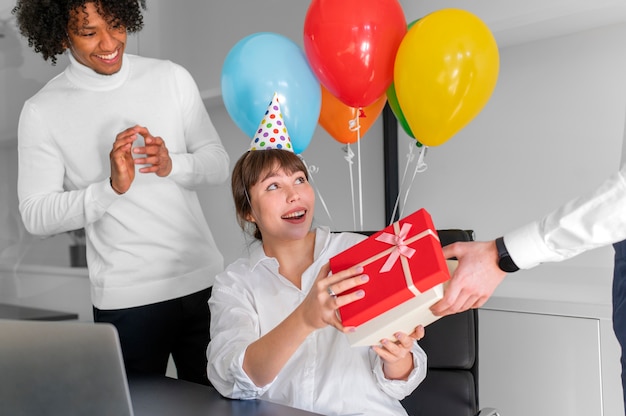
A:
0 303 78 321
128 375 323 416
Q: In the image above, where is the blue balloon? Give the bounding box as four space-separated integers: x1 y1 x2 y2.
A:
221 32 321 154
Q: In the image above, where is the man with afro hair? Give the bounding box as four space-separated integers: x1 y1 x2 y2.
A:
12 0 230 386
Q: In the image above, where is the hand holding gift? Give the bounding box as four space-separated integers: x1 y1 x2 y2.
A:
330 208 455 347
298 263 370 333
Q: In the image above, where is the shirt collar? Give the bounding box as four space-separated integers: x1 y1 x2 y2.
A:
248 226 333 271
65 52 131 91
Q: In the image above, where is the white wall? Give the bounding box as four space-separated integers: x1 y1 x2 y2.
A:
138 1 312 94
0 0 67 268
397 6 626 269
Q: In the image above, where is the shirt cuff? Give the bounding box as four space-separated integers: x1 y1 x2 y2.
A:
504 222 554 269
93 177 122 204
372 341 427 399
168 152 183 179
229 347 273 399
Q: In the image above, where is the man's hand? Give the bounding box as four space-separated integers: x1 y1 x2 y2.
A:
132 126 172 177
109 126 140 194
430 240 507 316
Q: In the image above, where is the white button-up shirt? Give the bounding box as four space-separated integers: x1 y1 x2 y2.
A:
506 164 626 268
207 227 427 416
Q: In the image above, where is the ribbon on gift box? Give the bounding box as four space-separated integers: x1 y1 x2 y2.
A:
354 221 439 297
376 223 416 273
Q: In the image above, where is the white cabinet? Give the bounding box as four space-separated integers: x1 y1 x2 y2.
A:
478 265 623 416
480 310 603 415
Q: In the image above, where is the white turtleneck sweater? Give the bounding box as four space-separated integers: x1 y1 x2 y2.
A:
17 53 230 309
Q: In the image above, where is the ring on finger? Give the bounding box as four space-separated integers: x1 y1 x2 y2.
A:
327 285 337 298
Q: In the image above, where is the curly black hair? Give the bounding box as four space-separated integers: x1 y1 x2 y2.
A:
12 0 147 65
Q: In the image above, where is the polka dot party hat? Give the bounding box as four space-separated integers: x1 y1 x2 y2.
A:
249 92 294 152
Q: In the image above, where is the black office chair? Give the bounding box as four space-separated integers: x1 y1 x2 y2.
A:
399 229 499 416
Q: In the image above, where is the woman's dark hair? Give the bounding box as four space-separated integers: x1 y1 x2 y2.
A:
12 0 146 65
232 149 309 241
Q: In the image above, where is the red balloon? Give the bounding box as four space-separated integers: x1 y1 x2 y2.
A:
303 0 406 108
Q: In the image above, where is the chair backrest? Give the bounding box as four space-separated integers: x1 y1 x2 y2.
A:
400 229 479 416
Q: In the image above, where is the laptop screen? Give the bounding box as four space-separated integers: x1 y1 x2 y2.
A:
0 319 134 416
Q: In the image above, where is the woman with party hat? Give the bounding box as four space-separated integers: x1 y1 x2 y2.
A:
207 94 427 415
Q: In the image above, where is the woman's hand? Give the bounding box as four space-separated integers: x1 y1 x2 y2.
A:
373 325 425 381
297 263 369 333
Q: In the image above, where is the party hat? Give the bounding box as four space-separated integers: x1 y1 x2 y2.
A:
249 92 293 152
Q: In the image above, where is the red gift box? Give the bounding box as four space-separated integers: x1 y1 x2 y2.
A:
329 208 452 346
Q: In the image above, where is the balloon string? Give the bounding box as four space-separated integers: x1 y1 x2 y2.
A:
416 145 428 173
400 144 428 218
348 109 364 230
348 112 361 132
343 144 357 231
355 109 364 231
389 143 415 225
300 156 335 229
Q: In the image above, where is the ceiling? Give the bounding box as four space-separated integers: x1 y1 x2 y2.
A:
409 0 626 47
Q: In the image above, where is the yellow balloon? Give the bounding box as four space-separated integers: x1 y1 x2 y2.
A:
394 8 499 147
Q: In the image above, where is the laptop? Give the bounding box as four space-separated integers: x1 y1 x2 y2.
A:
0 319 134 416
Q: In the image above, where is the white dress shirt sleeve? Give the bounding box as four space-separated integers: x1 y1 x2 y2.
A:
505 165 626 269
207 265 273 399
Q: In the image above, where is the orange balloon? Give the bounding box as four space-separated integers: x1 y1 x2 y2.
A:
318 86 387 144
